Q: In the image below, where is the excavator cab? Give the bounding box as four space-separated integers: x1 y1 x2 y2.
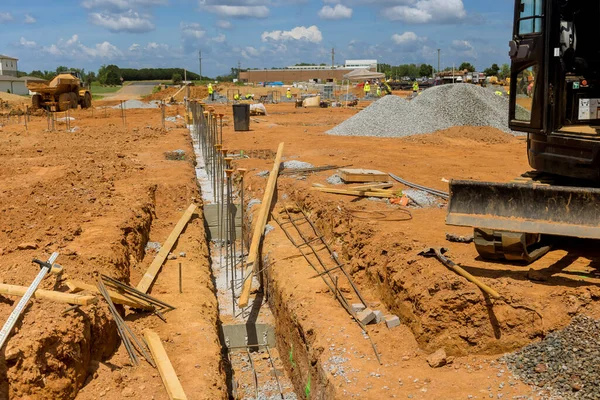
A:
446 0 600 263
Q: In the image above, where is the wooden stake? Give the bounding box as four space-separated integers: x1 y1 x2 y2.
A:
143 330 188 400
0 283 97 306
238 143 284 308
136 204 197 294
311 187 394 198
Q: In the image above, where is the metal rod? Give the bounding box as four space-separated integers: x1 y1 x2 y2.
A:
266 345 285 399
179 262 182 294
247 349 259 399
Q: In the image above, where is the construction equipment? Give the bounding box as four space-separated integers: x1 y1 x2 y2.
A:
27 71 92 111
447 1 600 263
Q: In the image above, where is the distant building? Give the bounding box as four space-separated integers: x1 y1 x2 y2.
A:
239 59 379 84
0 54 18 77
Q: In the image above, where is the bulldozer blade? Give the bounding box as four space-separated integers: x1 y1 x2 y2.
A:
446 180 600 239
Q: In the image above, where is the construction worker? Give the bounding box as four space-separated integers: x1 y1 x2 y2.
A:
412 81 419 93
376 85 381 97
208 83 214 101
364 81 371 97
286 88 292 100
245 93 254 100
233 92 240 101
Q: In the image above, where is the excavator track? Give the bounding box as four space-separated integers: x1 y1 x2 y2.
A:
447 171 600 263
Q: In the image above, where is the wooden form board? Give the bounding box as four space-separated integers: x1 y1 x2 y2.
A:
203 203 242 240
238 142 284 308
66 280 152 310
338 168 389 183
143 330 188 400
136 204 197 294
0 283 97 306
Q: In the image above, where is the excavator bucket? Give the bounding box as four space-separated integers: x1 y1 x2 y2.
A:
446 179 600 239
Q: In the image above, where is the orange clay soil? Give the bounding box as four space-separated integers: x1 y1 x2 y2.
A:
206 101 600 399
0 105 226 399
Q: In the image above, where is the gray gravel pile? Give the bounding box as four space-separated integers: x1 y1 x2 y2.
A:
503 315 600 399
112 99 160 109
327 84 519 138
281 160 314 170
326 174 344 185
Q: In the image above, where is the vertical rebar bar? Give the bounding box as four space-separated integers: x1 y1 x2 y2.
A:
225 169 235 316
178 262 182 294
237 168 247 278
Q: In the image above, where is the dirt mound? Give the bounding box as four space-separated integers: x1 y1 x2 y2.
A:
143 86 178 102
0 92 29 106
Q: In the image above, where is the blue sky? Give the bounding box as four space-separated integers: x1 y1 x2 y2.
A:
0 0 514 77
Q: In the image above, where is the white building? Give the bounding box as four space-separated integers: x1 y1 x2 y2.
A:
0 54 18 77
285 59 378 71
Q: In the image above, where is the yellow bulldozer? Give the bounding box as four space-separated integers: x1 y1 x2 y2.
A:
27 71 92 111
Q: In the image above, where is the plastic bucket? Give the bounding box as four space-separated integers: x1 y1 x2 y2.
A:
232 104 250 131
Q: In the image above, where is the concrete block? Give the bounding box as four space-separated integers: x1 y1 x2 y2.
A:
352 303 366 314
356 308 376 325
384 315 400 329
373 310 384 324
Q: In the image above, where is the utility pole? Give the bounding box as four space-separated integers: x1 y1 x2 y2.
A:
437 49 441 75
199 50 202 81
237 60 241 81
331 48 335 69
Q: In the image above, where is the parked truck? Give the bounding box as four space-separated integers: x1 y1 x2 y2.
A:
27 71 92 111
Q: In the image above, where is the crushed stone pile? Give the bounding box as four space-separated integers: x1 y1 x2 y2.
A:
327 84 525 138
503 315 600 399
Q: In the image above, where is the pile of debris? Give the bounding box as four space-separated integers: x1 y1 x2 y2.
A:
503 315 600 399
327 84 525 138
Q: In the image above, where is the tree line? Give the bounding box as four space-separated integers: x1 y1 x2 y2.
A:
19 65 206 86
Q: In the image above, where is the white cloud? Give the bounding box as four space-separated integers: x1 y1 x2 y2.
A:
82 0 168 10
261 25 322 44
211 34 227 43
129 43 141 51
41 34 123 60
241 46 261 59
203 5 269 18
18 37 37 49
0 12 13 23
451 39 476 58
90 11 154 32
391 31 426 45
318 4 352 19
318 4 352 20
216 20 232 29
385 0 466 24
181 22 206 39
24 14 36 24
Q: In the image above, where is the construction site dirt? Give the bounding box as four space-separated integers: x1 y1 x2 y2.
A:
0 96 599 400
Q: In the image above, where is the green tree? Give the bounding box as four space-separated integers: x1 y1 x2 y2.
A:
459 62 476 72
419 64 434 77
483 63 501 77
172 73 182 85
499 63 510 79
98 64 121 85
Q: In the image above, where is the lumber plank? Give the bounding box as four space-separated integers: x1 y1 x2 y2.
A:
0 283 97 306
350 183 393 190
311 187 393 198
136 204 197 294
144 330 188 400
66 280 152 309
338 168 389 183
239 142 285 308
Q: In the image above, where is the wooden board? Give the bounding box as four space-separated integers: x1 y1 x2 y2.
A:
0 283 97 306
238 143 284 308
338 168 389 183
144 330 188 400
66 280 152 309
137 204 197 294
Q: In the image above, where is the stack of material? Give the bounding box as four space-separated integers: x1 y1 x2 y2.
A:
327 84 526 138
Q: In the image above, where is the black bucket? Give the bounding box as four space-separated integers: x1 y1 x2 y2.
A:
232 104 250 131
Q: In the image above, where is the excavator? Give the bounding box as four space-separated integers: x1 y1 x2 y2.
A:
446 0 600 263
